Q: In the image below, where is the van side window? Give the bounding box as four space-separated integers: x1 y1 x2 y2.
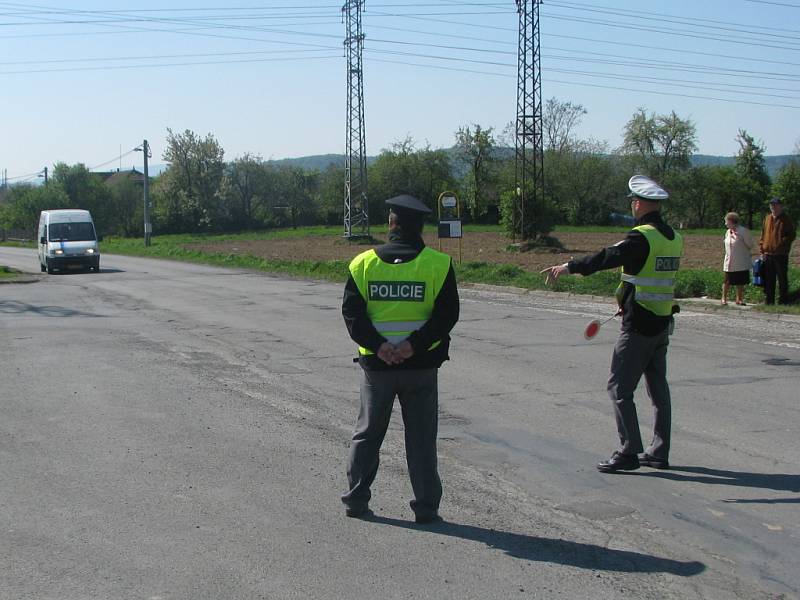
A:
42 225 47 242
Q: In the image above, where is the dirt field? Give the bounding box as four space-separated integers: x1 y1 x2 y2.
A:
187 230 800 272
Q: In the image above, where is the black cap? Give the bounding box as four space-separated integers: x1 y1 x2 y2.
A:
769 197 782 205
386 194 432 214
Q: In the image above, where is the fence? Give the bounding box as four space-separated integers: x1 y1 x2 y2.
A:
0 228 35 242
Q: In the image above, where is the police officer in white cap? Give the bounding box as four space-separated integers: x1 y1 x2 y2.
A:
341 195 459 522
542 175 683 472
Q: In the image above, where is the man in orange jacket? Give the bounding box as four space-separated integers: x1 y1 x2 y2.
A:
759 198 796 305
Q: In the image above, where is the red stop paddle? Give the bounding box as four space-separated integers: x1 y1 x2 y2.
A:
584 312 621 340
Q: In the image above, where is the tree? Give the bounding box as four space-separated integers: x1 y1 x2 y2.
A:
156 128 226 233
454 125 498 221
108 176 144 237
274 166 317 229
543 97 587 154
0 183 70 231
315 164 344 226
773 159 800 216
621 109 698 179
51 162 114 234
368 136 454 223
663 166 740 228
544 139 627 226
735 129 771 228
226 153 268 230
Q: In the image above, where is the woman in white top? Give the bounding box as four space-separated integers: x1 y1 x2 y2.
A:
722 211 755 306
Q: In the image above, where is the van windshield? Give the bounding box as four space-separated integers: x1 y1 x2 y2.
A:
49 222 96 242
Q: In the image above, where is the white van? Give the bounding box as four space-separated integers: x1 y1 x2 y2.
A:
38 209 100 273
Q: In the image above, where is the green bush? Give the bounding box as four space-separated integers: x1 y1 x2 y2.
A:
675 269 720 298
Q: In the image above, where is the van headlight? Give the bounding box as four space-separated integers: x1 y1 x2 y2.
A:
85 248 95 254
54 249 64 255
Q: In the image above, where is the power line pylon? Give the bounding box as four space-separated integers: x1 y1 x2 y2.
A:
514 0 544 241
342 0 369 239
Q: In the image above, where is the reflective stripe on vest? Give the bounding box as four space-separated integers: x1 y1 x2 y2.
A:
635 291 675 302
373 320 428 333
373 320 428 345
349 246 452 356
618 224 683 317
620 273 675 288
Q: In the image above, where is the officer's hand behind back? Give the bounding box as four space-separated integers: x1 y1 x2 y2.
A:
377 342 401 365
395 341 414 361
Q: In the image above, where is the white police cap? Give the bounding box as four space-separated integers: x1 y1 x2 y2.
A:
627 175 669 201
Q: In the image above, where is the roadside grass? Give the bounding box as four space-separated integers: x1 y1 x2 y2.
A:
0 265 22 280
752 303 800 315
5 228 798 311
95 234 800 307
96 223 505 244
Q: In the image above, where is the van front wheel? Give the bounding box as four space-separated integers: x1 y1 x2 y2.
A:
46 259 54 274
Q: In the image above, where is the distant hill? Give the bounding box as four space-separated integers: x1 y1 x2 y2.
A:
265 148 500 177
690 154 795 178
266 154 375 171
264 151 795 178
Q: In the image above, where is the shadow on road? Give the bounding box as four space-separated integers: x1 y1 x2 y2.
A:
47 268 125 274
721 497 800 504
370 515 706 576
638 466 800 493
0 300 100 318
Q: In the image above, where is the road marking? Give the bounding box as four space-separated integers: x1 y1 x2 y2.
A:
764 523 783 531
764 341 800 350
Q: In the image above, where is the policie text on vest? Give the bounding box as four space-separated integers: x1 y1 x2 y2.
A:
368 281 426 302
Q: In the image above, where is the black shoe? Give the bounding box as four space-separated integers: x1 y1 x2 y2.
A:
345 506 373 519
638 453 670 469
597 451 639 473
414 513 443 525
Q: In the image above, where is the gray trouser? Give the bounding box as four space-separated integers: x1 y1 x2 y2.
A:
342 368 442 518
607 328 672 460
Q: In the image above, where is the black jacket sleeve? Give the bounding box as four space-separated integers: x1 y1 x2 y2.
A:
567 230 650 276
342 274 386 354
406 263 460 354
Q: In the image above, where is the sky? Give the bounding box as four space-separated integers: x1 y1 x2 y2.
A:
2 0 799 182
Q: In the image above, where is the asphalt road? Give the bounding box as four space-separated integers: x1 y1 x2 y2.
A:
1 246 798 600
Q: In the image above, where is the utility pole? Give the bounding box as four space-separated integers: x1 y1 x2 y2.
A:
42 166 48 185
514 0 544 241
135 140 152 247
342 0 369 239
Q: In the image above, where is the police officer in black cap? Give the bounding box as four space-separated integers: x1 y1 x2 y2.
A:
341 194 459 523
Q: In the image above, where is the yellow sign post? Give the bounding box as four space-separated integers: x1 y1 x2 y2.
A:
437 191 462 263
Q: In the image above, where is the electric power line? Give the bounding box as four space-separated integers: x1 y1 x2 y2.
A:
0 53 341 76
361 48 800 108
0 48 342 67
547 0 800 40
4 169 43 182
88 149 138 172
743 0 800 7
543 13 800 53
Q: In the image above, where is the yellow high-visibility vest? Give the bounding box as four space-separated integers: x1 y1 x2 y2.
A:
349 246 452 356
617 224 683 317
